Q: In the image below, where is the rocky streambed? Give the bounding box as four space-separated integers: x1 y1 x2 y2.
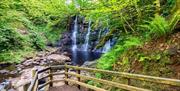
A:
0 48 71 91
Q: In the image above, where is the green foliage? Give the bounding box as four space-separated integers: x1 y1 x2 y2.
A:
81 0 156 34
124 37 142 48
86 73 102 88
169 11 180 31
29 33 46 50
97 36 142 70
140 15 170 38
0 28 26 52
140 14 179 38
0 0 78 63
0 47 35 63
162 0 176 16
138 53 161 62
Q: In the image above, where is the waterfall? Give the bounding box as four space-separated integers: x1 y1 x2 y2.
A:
72 16 78 52
83 20 91 51
98 29 102 40
72 16 78 64
102 40 111 53
102 28 111 53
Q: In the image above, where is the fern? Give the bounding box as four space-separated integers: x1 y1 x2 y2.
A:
124 37 142 48
169 11 180 31
140 15 170 38
97 36 142 70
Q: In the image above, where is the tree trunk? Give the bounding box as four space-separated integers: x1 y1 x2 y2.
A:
154 0 160 16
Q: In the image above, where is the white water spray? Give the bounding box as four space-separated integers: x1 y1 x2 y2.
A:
102 40 111 53
72 16 78 52
83 20 91 51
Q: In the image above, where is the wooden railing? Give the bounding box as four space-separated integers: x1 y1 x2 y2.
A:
26 64 180 91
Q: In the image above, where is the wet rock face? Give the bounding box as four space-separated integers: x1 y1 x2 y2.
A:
57 29 100 52
56 17 117 54
56 16 101 52
81 61 97 68
58 32 72 46
0 80 11 90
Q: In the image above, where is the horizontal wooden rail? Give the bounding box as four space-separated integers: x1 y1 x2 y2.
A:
51 65 65 70
65 65 180 86
28 65 65 91
64 79 106 91
27 65 180 91
51 80 64 83
51 72 64 75
38 67 50 74
39 74 51 81
38 80 51 90
38 80 65 90
38 80 64 90
65 72 151 91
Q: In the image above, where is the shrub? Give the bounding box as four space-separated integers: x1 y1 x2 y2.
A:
140 15 170 38
0 28 26 52
97 36 142 70
29 33 46 50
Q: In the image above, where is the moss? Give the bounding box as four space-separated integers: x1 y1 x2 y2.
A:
111 48 175 90
96 29 118 49
111 37 178 90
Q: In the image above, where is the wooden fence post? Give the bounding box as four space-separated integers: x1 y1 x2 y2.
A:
23 83 30 91
76 66 81 89
32 68 36 78
127 70 131 85
127 78 131 85
32 68 38 91
49 67 53 87
65 64 69 85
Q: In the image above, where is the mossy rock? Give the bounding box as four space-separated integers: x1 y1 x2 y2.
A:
96 29 118 49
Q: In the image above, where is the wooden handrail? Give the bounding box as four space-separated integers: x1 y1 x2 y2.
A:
51 72 64 75
38 74 51 81
28 65 65 91
27 65 180 91
64 79 107 91
38 80 51 90
38 67 50 74
65 65 180 86
50 65 65 70
65 72 151 91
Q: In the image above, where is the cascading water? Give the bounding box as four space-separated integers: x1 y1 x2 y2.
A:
98 29 102 40
101 28 111 53
102 40 111 53
80 20 91 61
68 17 114 65
72 16 78 64
83 20 91 51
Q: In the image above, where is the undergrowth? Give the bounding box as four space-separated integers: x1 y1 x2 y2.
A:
0 0 69 63
97 35 142 70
